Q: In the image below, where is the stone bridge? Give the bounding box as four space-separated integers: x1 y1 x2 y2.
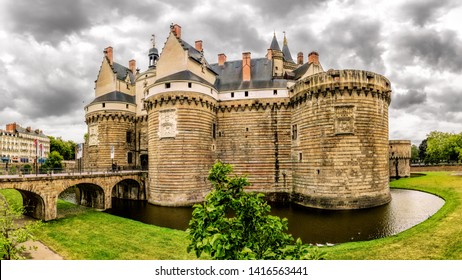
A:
0 171 147 221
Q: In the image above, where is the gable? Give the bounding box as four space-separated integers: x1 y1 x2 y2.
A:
95 57 117 97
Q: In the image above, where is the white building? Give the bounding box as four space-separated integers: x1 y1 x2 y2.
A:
0 123 50 164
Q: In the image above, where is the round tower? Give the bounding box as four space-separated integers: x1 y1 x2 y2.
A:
290 69 392 209
389 140 411 178
144 79 218 206
85 99 136 170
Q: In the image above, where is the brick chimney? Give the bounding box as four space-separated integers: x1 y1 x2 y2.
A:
308 51 319 65
218 53 227 66
170 23 181 39
129 59 136 74
297 52 304 65
195 40 203 52
5 123 16 133
104 46 113 65
242 52 251 81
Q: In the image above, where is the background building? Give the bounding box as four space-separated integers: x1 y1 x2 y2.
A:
0 123 50 164
83 24 392 210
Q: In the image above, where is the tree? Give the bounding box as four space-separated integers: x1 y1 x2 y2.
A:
0 198 42 260
411 144 419 163
187 161 324 260
419 138 427 163
49 136 77 160
425 131 462 164
42 151 63 171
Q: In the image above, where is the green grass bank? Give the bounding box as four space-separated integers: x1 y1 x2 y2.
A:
1 172 461 259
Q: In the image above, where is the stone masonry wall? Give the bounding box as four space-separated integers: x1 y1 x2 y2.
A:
145 92 217 206
290 70 392 209
216 99 292 194
85 112 136 170
389 140 411 178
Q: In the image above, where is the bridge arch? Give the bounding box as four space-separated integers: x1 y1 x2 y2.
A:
70 183 106 209
111 179 145 200
16 189 45 220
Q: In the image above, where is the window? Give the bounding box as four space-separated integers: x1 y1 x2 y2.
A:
165 83 171 88
231 92 234 98
292 124 298 140
274 90 278 95
126 131 132 143
299 152 303 162
127 152 133 164
245 91 249 97
212 123 216 139
102 103 105 108
126 104 129 109
188 82 192 88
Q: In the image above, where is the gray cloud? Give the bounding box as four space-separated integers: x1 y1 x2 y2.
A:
318 17 385 73
5 0 92 45
400 0 457 26
392 29 462 73
4 0 167 46
252 0 328 19
391 89 427 109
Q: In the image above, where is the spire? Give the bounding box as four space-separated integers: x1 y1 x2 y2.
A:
282 31 294 63
269 32 281 51
148 34 159 68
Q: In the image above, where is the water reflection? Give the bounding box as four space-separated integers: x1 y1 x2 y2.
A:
105 189 444 244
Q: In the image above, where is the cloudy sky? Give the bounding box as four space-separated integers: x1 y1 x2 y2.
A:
1 0 461 145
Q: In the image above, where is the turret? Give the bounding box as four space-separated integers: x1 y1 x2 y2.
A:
148 34 159 68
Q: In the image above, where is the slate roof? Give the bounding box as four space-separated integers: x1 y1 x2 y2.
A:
177 39 218 75
211 58 287 91
270 34 281 51
89 91 136 105
282 44 294 63
112 62 135 84
155 70 215 87
292 62 310 80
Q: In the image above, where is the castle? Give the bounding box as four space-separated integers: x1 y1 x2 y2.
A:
83 24 392 210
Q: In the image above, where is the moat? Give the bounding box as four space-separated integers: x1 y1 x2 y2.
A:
104 188 444 244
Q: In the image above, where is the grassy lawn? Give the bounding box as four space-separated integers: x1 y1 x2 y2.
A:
323 172 462 259
1 171 461 260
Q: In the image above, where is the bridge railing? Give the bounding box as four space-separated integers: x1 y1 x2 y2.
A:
0 166 147 178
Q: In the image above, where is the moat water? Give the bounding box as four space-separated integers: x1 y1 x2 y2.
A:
104 188 444 244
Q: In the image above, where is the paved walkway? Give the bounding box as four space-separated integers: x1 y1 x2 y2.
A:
22 240 64 260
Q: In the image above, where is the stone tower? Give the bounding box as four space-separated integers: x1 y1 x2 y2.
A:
290 68 392 209
144 24 218 206
84 47 137 170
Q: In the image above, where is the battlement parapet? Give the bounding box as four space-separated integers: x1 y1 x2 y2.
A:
144 91 218 112
290 69 392 104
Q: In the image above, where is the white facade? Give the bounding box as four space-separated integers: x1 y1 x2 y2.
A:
0 124 50 163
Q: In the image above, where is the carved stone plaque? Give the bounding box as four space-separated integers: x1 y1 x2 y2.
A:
334 105 354 135
159 109 177 139
88 124 99 146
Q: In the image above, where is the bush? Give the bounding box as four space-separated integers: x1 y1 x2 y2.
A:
187 161 324 260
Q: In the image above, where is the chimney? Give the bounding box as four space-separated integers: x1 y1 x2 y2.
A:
104 46 113 65
6 123 16 133
195 40 203 52
297 52 304 65
218 53 227 66
129 59 136 74
242 52 251 81
308 51 319 65
170 23 182 39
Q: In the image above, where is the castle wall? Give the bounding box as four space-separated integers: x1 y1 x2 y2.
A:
290 70 392 209
216 99 292 195
85 112 136 170
145 91 217 206
389 140 411 178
